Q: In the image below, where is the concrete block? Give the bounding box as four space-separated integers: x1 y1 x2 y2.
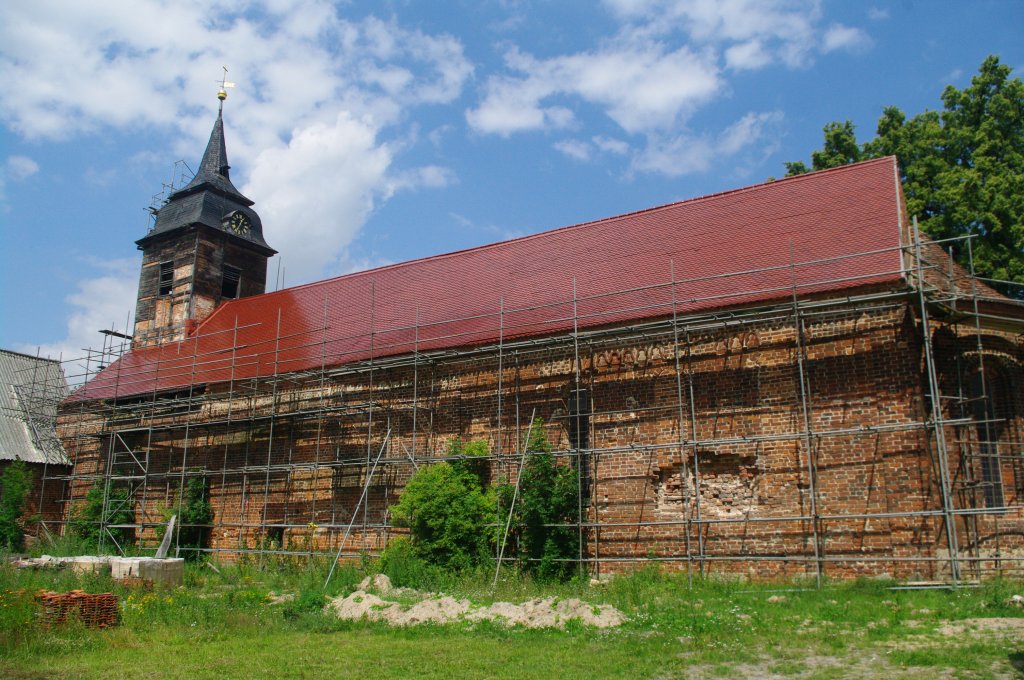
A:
139 558 184 586
109 557 183 586
109 557 144 580
68 556 111 576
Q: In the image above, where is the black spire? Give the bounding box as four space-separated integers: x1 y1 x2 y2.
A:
138 105 275 255
177 108 244 199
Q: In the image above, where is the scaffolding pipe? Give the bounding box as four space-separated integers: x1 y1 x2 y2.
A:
324 429 391 588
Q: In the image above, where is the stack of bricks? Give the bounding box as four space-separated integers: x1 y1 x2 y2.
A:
35 590 120 629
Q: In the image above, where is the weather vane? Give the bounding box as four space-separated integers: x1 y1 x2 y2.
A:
217 66 236 102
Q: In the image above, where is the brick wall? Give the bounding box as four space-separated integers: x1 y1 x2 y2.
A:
57 298 1024 580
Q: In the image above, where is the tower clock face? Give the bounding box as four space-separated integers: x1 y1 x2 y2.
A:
227 211 251 236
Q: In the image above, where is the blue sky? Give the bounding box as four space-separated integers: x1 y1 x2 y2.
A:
1 0 1021 365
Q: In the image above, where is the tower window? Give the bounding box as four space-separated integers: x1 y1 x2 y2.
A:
221 265 241 299
158 261 174 296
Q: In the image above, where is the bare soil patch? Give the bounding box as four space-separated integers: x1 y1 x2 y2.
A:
936 617 1024 638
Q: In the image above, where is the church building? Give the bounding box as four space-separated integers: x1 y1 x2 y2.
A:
54 98 1024 583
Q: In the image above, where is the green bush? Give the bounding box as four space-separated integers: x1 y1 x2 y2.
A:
281 588 327 620
69 483 134 551
0 461 31 550
449 438 490 487
389 439 497 572
501 419 581 582
158 476 213 561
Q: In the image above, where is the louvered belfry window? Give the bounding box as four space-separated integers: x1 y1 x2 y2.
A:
158 261 174 296
221 265 241 299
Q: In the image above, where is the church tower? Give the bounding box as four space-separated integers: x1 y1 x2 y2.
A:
132 90 276 348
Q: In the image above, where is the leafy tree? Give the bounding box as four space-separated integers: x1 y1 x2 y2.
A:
389 439 496 572
786 120 862 176
501 419 581 581
787 55 1024 289
0 461 32 550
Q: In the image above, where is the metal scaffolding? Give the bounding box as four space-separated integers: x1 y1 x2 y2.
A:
30 233 1024 583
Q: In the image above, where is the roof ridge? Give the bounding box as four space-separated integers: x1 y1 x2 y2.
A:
0 348 63 364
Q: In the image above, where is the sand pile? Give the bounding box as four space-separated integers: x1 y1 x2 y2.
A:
325 575 625 629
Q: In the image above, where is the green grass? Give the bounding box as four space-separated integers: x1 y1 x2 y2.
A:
1 556 1022 679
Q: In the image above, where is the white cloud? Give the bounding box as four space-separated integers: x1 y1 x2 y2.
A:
821 24 871 54
245 114 452 284
593 136 630 155
632 110 783 176
633 134 715 176
867 7 889 21
465 72 575 136
718 111 784 155
556 135 632 161
6 155 39 180
0 3 472 141
603 0 823 68
554 139 592 161
0 155 40 208
725 40 772 70
467 43 720 136
244 113 393 282
468 34 790 176
22 258 138 379
390 165 457 191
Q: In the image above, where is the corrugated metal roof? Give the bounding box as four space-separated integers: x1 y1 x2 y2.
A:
75 157 908 401
0 349 71 464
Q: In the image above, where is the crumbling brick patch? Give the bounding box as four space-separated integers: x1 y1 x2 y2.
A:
655 449 759 519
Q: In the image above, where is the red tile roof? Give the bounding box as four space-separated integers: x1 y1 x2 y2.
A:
74 157 907 400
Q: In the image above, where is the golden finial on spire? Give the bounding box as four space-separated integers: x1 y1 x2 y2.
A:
217 66 236 102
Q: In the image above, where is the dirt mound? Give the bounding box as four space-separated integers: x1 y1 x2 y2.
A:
327 574 624 629
355 574 417 598
466 596 623 628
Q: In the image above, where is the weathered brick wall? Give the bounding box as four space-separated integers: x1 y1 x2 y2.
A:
133 226 269 348
932 322 1024 579
56 298 1024 580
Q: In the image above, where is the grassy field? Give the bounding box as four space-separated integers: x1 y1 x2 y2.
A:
1 555 1022 679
